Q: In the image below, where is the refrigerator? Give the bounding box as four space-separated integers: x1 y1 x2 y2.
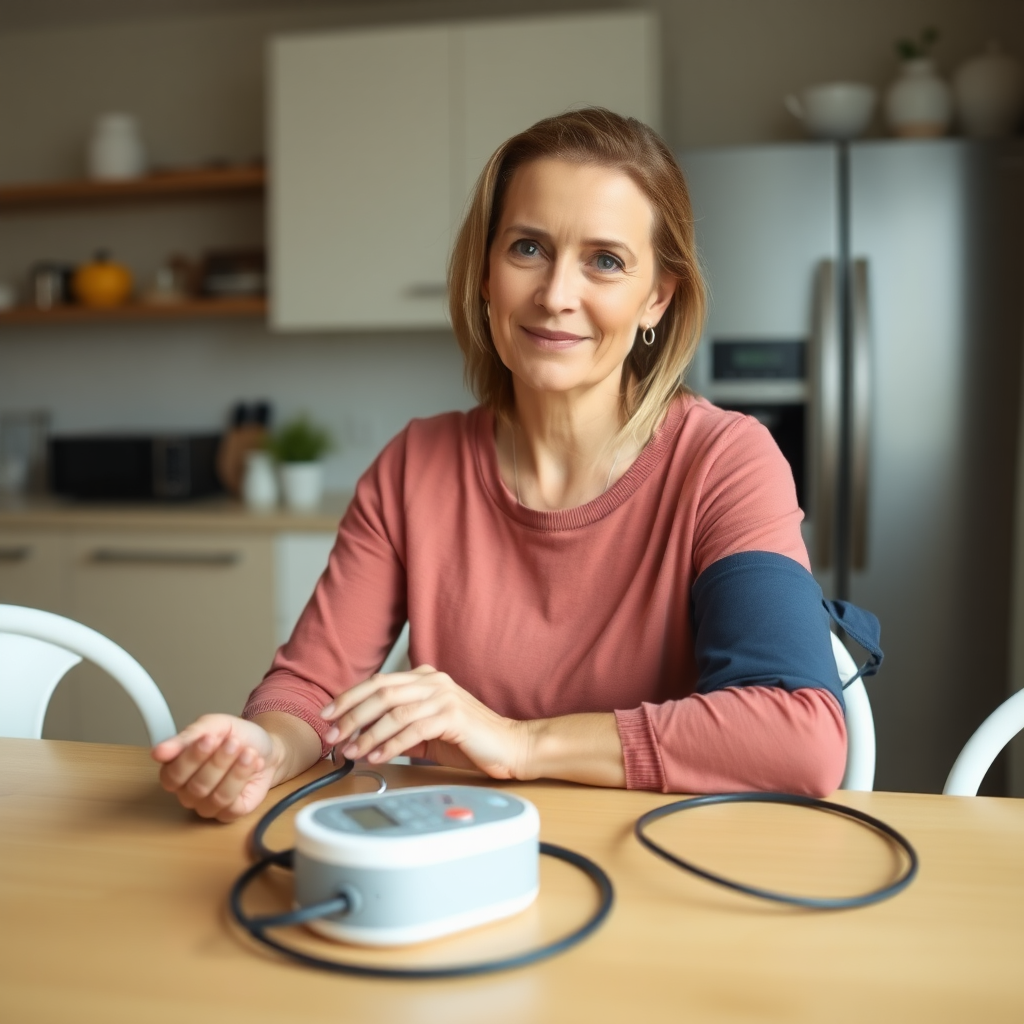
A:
679 140 1024 794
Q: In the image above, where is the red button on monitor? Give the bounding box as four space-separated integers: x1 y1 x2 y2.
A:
444 807 474 821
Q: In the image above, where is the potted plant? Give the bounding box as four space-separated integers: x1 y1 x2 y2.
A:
270 415 333 511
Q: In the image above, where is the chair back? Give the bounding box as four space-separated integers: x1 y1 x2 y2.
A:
834 632 876 791
943 688 1024 796
0 604 176 744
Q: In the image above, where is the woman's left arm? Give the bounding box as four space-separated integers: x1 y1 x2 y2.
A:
320 666 626 787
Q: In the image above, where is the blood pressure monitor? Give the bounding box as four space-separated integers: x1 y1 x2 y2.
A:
229 763 914 978
294 785 540 946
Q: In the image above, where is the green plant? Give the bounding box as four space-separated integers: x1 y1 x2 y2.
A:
269 415 333 463
896 26 939 61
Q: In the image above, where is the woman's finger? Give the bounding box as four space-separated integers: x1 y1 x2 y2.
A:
323 682 434 745
361 715 448 765
339 699 444 760
151 719 222 764
320 666 442 721
195 748 263 820
157 731 224 792
182 735 246 801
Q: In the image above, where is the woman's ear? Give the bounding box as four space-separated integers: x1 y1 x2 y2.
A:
644 274 677 327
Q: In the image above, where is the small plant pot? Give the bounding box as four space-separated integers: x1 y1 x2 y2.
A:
280 461 325 512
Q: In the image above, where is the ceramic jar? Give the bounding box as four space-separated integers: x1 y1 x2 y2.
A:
242 451 279 510
279 462 325 512
87 113 146 181
953 42 1024 139
884 59 953 137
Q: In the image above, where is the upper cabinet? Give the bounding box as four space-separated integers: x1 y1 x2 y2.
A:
458 14 660 205
270 25 453 332
270 11 659 332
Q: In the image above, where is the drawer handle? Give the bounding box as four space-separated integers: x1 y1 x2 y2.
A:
0 545 30 562
90 548 241 567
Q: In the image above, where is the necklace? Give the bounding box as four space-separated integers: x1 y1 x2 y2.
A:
510 425 624 507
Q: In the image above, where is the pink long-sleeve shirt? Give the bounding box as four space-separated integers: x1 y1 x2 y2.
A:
244 394 847 795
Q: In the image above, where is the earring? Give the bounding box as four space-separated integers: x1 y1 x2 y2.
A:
642 324 656 346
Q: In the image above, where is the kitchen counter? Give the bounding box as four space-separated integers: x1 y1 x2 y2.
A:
0 493 350 533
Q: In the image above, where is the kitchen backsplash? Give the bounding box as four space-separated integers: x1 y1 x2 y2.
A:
0 325 473 493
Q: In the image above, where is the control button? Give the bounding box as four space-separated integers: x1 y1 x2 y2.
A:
486 795 509 807
444 807 474 822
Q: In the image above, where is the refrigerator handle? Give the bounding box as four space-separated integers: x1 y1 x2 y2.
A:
850 259 871 571
811 259 840 570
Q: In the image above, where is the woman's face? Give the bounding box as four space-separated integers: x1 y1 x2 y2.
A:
483 158 675 404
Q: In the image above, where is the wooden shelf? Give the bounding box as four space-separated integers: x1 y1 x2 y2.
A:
0 166 265 209
0 297 267 325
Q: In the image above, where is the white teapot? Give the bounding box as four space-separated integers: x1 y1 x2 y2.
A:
786 83 878 140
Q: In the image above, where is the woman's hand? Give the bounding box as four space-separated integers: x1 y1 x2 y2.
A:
320 665 529 780
151 714 279 822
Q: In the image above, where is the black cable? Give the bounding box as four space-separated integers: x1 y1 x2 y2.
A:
250 760 356 864
228 763 615 978
635 792 919 910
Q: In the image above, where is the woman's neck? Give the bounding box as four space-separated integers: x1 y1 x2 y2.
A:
497 382 638 510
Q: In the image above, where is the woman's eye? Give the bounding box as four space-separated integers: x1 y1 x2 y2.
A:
512 240 540 258
594 253 623 272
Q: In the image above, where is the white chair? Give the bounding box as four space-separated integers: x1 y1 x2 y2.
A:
0 604 176 744
943 688 1024 796
834 632 876 791
379 621 411 674
378 622 875 790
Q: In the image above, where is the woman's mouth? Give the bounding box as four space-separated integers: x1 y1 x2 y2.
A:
521 325 587 348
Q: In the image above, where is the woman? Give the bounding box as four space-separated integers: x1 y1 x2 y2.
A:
153 109 847 821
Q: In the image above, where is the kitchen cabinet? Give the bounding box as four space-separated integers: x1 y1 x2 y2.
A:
271 25 452 331
459 14 660 200
0 499 346 745
270 10 658 331
0 531 67 615
57 531 277 745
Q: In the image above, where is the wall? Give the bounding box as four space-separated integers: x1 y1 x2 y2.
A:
1 0 1022 488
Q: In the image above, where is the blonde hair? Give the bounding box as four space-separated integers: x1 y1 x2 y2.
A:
448 107 706 446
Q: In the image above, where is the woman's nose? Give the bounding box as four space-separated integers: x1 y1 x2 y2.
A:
535 258 581 314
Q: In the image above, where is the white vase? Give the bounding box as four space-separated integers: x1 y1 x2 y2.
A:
87 113 146 181
242 451 278 511
953 42 1024 139
884 59 953 138
280 462 325 512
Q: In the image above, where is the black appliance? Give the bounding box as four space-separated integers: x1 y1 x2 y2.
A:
49 434 222 500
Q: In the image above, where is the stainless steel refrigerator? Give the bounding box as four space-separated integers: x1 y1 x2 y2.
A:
679 140 1024 794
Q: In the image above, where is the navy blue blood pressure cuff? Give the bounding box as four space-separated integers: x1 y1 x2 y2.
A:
691 551 883 714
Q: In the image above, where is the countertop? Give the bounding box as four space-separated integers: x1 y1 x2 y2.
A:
0 494 350 533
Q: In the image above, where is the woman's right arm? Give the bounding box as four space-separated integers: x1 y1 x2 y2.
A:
151 711 322 822
152 427 414 819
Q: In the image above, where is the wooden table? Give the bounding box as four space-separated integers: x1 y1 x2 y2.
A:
2 739 1022 1023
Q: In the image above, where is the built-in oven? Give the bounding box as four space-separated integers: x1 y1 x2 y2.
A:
691 338 808 509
